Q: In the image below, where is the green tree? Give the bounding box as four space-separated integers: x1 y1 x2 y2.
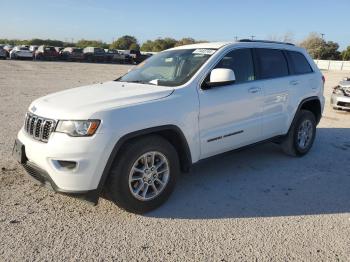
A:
341 46 350 61
175 37 196 47
141 37 177 52
299 33 340 60
129 42 140 51
140 40 154 51
28 39 65 47
110 35 139 50
76 39 107 49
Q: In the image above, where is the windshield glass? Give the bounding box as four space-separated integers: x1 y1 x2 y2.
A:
118 48 216 87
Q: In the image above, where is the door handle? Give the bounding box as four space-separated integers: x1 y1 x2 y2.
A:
290 80 299 86
248 87 261 94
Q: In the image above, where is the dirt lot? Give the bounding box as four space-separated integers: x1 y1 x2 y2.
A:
0 60 349 261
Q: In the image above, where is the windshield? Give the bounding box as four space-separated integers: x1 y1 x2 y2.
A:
118 48 216 87
20 47 29 51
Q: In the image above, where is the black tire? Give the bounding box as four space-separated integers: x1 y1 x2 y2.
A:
281 110 316 157
106 135 180 214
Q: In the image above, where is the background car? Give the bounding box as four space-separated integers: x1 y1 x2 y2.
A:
104 49 129 63
3 45 13 57
9 46 33 60
29 45 38 54
331 77 350 111
0 46 7 59
83 47 106 62
61 47 84 61
35 45 59 60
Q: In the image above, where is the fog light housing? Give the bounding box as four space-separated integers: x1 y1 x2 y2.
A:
51 160 77 172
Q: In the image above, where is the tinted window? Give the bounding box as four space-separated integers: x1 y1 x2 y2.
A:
256 48 288 79
215 49 255 83
287 51 313 74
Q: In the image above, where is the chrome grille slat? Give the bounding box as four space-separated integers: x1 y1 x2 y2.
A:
24 113 56 143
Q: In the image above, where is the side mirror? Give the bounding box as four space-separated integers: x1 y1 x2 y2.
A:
203 68 236 89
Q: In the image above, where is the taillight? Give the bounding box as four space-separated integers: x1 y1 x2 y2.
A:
322 75 325 84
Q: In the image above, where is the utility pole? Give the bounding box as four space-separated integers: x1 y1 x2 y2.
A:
320 33 325 40
250 35 255 40
234 36 238 42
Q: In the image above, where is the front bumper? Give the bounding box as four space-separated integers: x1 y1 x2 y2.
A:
21 160 99 204
16 53 33 58
17 127 114 192
331 93 350 110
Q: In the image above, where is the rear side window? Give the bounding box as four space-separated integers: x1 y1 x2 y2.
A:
287 51 313 75
215 48 255 83
255 48 288 79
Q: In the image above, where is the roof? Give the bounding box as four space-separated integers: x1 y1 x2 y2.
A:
169 42 231 50
169 40 301 52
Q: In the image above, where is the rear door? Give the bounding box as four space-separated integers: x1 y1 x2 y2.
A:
285 50 317 101
254 48 292 138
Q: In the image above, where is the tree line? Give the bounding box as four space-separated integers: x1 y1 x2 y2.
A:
1 33 349 60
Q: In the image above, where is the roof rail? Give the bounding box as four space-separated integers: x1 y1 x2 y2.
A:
238 39 295 46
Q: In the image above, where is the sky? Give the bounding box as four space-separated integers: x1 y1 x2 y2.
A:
1 0 349 50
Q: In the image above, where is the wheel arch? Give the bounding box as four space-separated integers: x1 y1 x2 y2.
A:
95 125 192 201
290 96 322 131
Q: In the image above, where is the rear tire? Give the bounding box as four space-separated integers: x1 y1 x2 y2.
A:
106 135 179 214
281 110 316 156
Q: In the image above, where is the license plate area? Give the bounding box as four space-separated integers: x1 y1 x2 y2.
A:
13 139 27 164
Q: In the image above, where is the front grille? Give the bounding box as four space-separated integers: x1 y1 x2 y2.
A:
24 113 56 142
337 101 350 108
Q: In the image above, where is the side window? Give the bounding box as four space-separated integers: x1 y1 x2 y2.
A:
215 49 255 83
256 48 288 79
287 51 313 75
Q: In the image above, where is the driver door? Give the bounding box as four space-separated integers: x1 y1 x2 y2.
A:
198 48 264 159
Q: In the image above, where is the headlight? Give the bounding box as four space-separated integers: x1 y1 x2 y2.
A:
55 120 100 137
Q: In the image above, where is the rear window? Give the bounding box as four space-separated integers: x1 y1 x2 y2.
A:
256 48 289 79
287 51 313 75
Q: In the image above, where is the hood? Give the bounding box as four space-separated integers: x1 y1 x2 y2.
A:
29 81 174 119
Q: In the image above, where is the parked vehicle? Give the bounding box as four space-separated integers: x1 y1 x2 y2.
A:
119 49 144 64
14 40 325 214
35 45 59 60
3 45 13 57
331 77 350 111
0 46 7 59
29 45 38 53
54 47 64 53
104 49 129 63
9 46 33 60
83 47 106 62
61 47 84 61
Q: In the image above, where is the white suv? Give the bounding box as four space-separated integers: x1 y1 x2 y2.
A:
14 40 325 213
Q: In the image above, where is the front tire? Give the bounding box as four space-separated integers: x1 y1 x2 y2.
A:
106 135 179 214
281 110 316 156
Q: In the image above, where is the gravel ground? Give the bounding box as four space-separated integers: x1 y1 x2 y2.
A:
0 60 349 261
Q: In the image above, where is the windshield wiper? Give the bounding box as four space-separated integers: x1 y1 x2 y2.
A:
123 80 157 85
